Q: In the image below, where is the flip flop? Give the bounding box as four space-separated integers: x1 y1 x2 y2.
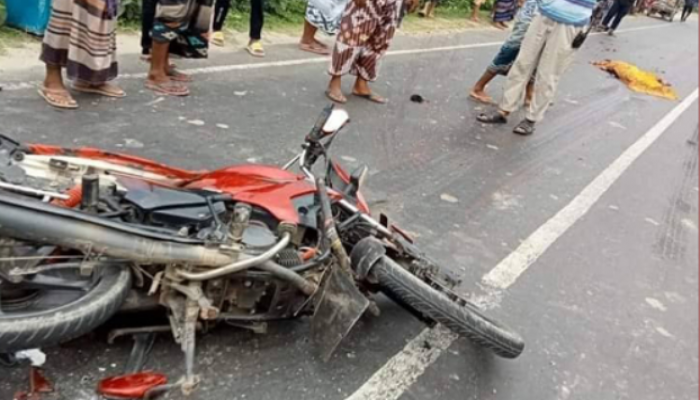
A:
352 92 387 104
476 111 508 124
211 31 225 47
145 80 190 97
469 90 493 104
38 86 78 109
299 43 330 55
168 67 193 82
325 90 347 104
246 41 265 57
513 119 536 136
73 83 126 98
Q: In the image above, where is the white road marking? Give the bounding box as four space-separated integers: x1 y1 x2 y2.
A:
345 88 699 400
0 23 671 92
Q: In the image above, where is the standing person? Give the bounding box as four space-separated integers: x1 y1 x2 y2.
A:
147 0 214 96
470 0 538 104
471 0 484 21
39 0 124 109
601 0 634 35
247 0 265 56
476 0 595 135
681 0 697 21
206 0 264 55
418 0 439 18
300 0 350 54
492 0 517 28
326 0 411 104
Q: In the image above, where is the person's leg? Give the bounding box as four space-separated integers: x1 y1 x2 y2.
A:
301 20 319 45
250 0 264 41
214 0 231 31
610 2 630 30
525 21 579 124
141 0 157 56
498 14 550 116
426 1 438 17
602 0 620 28
471 0 482 21
147 22 189 96
470 69 498 102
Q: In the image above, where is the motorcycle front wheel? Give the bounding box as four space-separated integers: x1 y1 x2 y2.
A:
0 264 131 352
370 256 525 359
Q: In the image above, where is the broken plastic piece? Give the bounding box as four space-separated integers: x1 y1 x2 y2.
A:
97 372 168 399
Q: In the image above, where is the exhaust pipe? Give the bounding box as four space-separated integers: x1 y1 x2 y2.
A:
0 194 234 267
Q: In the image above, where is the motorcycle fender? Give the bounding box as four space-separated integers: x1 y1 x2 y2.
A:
311 268 369 362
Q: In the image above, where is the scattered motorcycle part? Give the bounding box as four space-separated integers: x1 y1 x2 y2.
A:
410 94 425 103
97 372 168 400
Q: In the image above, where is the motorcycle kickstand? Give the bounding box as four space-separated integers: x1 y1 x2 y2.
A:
180 299 201 396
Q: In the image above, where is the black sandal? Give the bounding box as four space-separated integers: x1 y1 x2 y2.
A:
477 111 508 124
513 119 536 136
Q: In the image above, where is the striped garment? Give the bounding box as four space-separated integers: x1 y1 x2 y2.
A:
538 0 596 26
40 0 118 84
493 0 518 22
153 0 214 59
329 0 404 81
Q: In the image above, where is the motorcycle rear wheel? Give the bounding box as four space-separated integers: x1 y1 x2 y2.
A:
371 256 524 359
0 265 131 352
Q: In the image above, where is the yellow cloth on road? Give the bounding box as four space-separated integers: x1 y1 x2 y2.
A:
593 60 679 100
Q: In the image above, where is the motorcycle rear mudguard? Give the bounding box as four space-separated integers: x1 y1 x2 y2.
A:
311 268 369 362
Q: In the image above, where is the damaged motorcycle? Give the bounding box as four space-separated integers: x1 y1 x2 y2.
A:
0 106 524 396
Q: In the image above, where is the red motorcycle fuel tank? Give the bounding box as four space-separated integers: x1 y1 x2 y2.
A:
185 165 317 224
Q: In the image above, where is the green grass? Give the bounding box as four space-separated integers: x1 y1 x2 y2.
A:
0 25 36 55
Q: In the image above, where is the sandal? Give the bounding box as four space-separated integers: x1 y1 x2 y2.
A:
73 82 126 98
476 111 508 124
469 90 493 104
299 42 330 55
352 92 387 104
211 31 225 47
145 80 190 97
246 41 265 57
325 90 347 104
38 86 78 109
513 119 536 136
168 67 192 82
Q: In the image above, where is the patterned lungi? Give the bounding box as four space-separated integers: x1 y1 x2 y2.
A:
40 0 118 84
329 0 404 82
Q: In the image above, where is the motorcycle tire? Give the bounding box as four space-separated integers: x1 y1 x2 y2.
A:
0 266 131 352
371 256 524 359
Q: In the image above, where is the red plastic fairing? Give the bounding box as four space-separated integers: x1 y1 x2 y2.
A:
97 372 168 399
185 165 317 224
27 144 201 180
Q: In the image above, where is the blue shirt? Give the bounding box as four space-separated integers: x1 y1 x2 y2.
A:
538 0 596 26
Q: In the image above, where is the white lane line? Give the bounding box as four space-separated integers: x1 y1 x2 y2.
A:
0 23 671 92
345 88 699 400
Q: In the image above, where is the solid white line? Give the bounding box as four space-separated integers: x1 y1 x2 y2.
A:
0 23 671 92
344 88 699 400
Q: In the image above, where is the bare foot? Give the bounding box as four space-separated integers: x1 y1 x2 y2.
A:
469 89 493 104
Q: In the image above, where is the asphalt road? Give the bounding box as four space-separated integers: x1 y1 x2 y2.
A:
0 15 698 400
